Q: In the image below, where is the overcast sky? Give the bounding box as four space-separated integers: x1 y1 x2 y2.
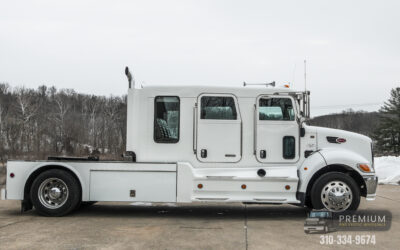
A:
1 0 399 116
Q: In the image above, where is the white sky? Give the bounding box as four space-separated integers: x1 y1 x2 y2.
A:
1 0 399 116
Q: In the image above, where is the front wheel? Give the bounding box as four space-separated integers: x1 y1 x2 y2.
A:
30 169 81 216
310 172 360 212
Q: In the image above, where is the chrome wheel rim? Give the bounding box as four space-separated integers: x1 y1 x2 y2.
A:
321 181 352 212
38 178 69 209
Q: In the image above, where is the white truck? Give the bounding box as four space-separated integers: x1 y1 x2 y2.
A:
1 68 377 216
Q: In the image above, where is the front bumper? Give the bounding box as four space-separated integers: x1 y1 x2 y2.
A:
363 175 378 201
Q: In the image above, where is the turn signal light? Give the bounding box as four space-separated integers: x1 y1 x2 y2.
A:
358 164 372 173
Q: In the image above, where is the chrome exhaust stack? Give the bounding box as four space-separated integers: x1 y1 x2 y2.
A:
125 66 134 88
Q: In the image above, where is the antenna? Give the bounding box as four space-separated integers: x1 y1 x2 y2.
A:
292 63 296 89
243 81 275 87
304 60 307 91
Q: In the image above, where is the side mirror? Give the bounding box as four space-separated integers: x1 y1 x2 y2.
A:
299 117 307 137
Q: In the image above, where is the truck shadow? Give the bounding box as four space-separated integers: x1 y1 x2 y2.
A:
72 203 308 220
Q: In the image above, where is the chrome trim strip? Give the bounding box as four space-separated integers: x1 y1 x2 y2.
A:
193 105 197 154
196 198 229 201
206 176 235 180
253 198 287 202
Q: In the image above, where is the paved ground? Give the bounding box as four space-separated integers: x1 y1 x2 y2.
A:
0 185 399 250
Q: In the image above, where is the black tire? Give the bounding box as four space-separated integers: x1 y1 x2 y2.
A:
310 172 360 212
30 169 81 216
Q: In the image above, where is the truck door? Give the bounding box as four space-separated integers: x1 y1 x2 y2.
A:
255 95 299 163
196 94 242 163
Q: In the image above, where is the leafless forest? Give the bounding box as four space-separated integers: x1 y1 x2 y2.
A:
0 83 397 165
0 83 126 164
309 110 380 137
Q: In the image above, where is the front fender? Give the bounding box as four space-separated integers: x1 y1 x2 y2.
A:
318 148 371 175
298 152 327 193
298 148 372 194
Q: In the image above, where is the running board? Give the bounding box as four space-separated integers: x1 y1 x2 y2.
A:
195 198 229 201
253 198 287 202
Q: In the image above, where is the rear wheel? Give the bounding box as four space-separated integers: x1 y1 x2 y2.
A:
30 169 81 216
310 172 360 212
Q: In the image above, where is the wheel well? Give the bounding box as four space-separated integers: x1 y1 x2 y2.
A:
305 164 367 204
23 165 82 203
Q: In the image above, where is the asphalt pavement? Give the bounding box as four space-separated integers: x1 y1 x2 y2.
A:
0 185 399 250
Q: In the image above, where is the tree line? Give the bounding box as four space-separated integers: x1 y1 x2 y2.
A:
0 83 399 163
309 87 400 156
0 83 126 164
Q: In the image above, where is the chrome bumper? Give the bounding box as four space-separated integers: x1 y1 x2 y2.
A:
363 175 378 201
1 188 5 200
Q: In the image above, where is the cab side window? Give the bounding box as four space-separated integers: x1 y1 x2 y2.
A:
154 96 180 143
201 96 237 120
259 98 295 121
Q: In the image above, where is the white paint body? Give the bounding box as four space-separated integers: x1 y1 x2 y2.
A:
2 85 377 206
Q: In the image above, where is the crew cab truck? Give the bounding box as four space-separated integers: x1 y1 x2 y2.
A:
1 72 378 216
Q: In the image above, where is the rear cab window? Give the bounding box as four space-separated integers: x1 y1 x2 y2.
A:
154 96 180 143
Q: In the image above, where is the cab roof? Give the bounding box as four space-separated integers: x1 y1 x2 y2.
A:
134 84 301 98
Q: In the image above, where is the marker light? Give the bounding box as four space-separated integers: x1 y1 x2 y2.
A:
10 173 15 178
358 164 372 173
284 84 290 88
197 183 203 189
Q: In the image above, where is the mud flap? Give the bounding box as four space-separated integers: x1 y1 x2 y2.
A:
21 200 33 213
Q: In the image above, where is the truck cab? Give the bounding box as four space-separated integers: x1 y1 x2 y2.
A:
1 80 378 216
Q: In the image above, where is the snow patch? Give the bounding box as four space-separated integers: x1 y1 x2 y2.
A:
375 156 400 185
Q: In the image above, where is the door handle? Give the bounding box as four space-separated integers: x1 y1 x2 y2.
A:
201 149 207 158
260 150 266 159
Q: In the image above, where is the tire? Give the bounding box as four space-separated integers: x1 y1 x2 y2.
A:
30 169 81 216
310 172 360 212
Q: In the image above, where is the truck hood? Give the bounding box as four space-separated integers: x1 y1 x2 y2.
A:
306 125 373 166
309 126 372 145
